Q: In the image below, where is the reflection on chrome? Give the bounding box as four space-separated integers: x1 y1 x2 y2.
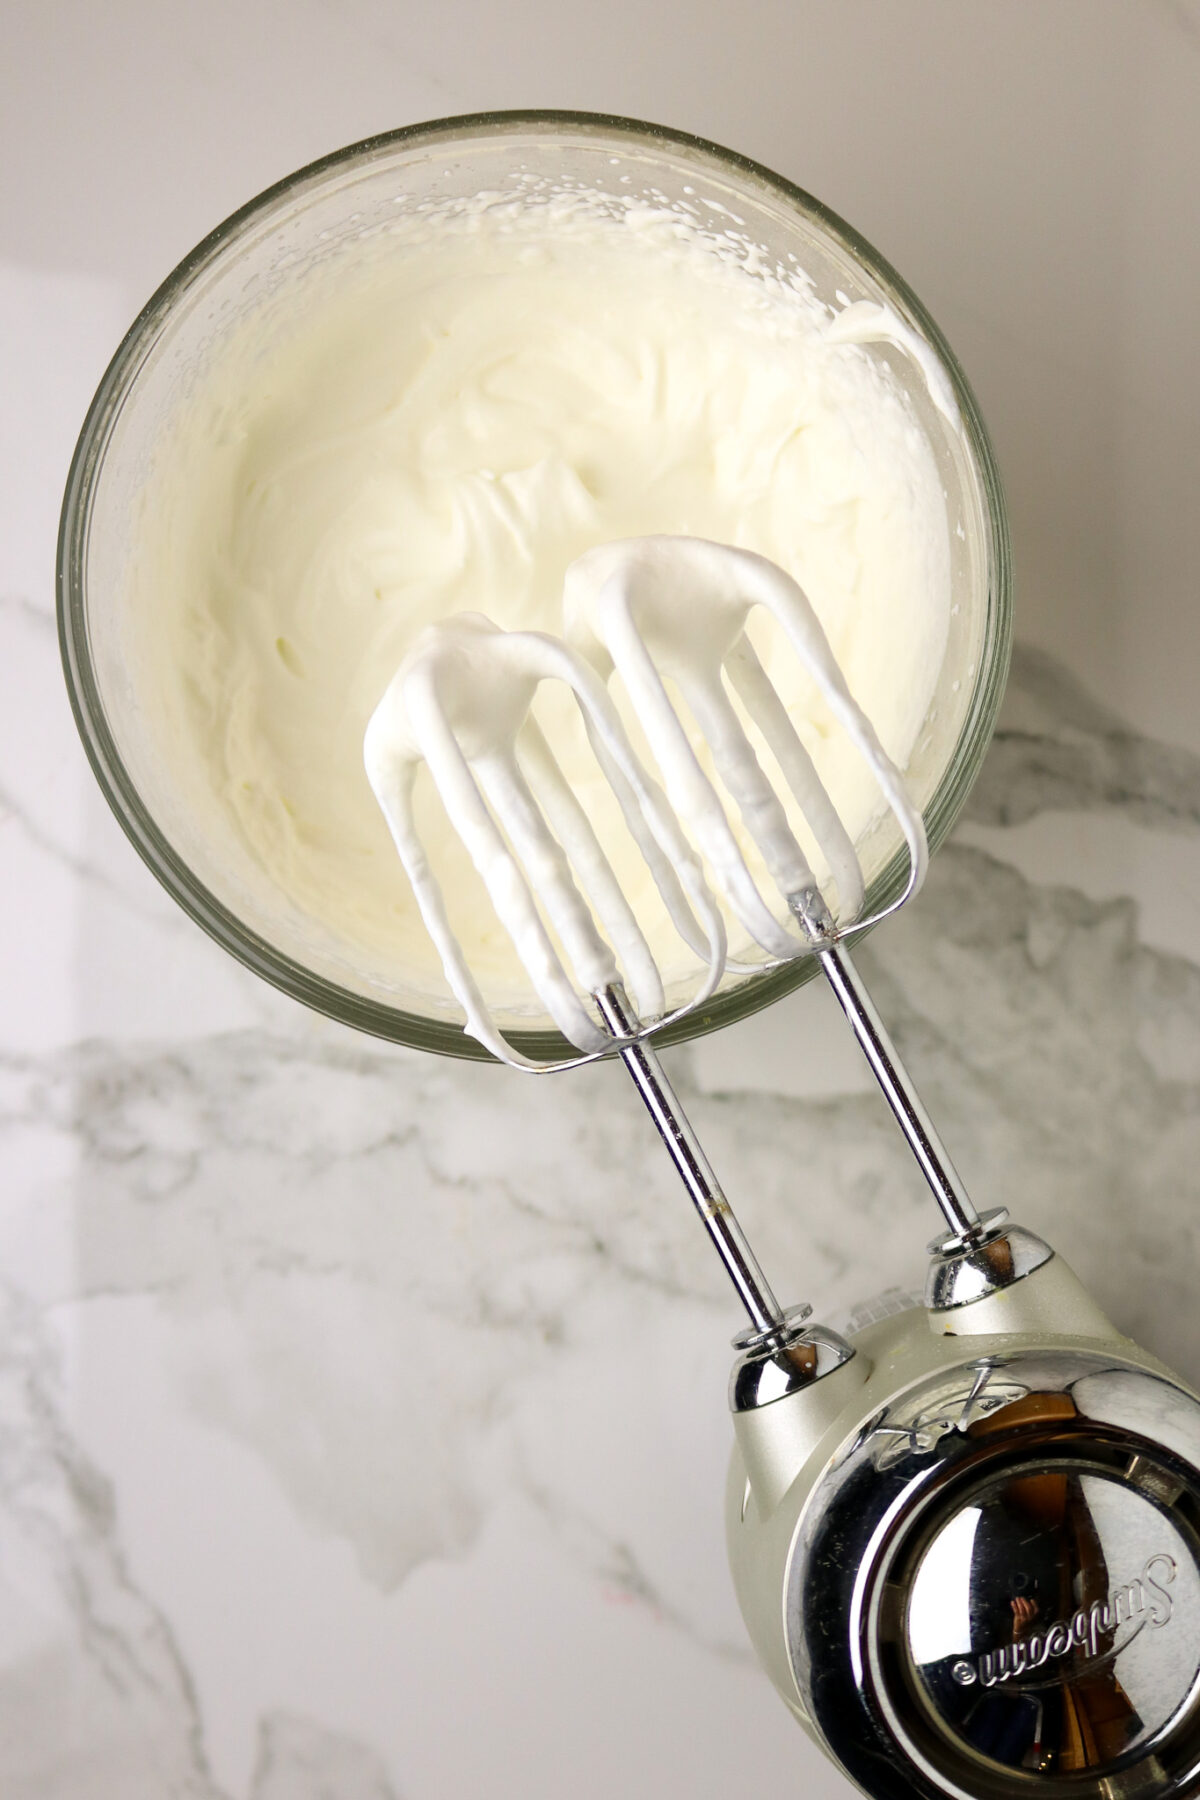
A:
952 1552 1177 1691
776 1347 1200 1797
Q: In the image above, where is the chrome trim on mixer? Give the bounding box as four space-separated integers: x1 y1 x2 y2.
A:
731 1302 814 1355
925 1216 1055 1312
730 1320 857 1413
784 1346 1200 1799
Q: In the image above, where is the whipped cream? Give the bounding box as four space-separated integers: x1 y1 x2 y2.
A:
364 540 928 1065
126 194 954 1025
363 608 726 1066
563 536 928 943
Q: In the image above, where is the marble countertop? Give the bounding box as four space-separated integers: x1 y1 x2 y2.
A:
4 4 1200 1796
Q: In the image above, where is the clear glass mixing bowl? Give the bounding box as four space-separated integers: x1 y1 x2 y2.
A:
58 111 1011 1063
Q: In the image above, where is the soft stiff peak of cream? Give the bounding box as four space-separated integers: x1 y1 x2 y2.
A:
127 197 953 1024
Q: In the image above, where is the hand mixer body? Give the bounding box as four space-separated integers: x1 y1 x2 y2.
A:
727 1244 1200 1798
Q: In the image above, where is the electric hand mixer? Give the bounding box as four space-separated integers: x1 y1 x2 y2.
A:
365 536 1200 1800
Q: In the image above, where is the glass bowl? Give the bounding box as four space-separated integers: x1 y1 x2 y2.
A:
58 111 1011 1064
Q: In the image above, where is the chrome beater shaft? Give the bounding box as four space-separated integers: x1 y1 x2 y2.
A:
595 982 790 1338
791 884 986 1246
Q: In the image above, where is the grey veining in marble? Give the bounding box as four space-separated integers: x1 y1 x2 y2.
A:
0 1279 215 1797
971 643 1200 834
251 1717 401 1800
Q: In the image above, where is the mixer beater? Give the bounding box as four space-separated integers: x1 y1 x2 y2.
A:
366 538 990 1328
366 538 1200 1800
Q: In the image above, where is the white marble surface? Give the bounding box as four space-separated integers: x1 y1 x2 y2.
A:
4 4 1200 1795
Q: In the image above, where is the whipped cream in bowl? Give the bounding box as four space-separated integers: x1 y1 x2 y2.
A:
59 113 1010 1061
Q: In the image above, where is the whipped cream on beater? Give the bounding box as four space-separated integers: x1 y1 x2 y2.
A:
126 193 954 1024
363 609 726 1066
364 541 928 1066
564 536 927 946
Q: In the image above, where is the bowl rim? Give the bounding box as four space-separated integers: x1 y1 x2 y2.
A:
57 107 1012 1064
